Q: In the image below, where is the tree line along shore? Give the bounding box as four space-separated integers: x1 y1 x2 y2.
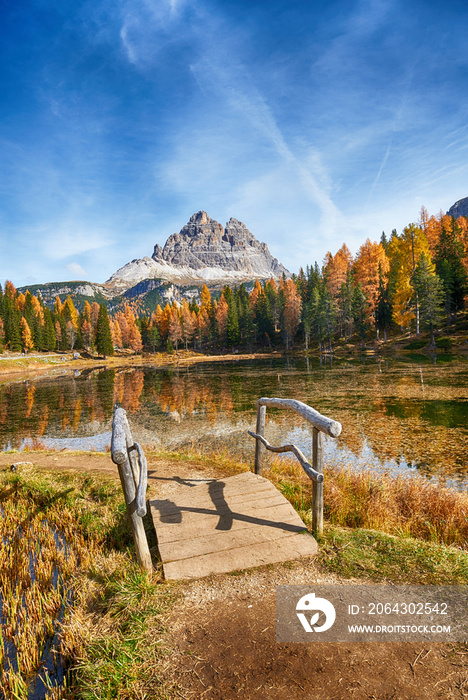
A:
2 207 468 357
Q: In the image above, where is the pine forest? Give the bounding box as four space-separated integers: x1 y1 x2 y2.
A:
2 208 468 356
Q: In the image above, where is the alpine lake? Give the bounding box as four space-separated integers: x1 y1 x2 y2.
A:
2 352 468 490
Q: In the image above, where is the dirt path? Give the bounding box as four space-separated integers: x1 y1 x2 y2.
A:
162 566 468 699
3 451 467 699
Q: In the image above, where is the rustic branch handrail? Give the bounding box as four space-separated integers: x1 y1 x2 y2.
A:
249 397 342 536
247 431 324 483
256 397 342 438
111 407 152 572
134 442 148 517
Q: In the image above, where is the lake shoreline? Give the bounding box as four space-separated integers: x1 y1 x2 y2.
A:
0 349 285 382
0 336 466 383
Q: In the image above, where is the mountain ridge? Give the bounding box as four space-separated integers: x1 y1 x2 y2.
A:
447 197 468 219
18 212 288 312
106 211 289 291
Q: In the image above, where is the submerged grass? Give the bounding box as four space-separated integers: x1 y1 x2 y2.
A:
0 466 174 700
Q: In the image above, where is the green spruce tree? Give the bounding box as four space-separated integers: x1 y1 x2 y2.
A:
95 305 114 357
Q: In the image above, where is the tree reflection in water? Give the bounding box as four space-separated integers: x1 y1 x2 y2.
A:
0 358 467 487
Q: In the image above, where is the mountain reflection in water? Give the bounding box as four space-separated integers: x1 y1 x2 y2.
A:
1 357 468 488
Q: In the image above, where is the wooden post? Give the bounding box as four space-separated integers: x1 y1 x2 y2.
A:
312 427 324 537
254 404 266 475
111 409 153 572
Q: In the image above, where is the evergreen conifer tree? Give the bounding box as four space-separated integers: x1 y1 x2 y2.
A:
413 253 444 347
95 305 114 357
375 264 393 341
43 308 57 351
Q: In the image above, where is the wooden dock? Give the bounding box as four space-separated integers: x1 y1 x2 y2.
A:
149 471 318 580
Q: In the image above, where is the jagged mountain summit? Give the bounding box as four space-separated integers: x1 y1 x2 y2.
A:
447 197 468 219
106 211 290 291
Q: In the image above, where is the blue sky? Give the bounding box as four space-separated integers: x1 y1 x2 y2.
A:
1 0 468 287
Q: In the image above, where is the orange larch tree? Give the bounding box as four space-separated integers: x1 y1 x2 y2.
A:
216 293 229 344
282 279 301 349
168 306 183 350
353 239 389 322
20 317 34 353
180 301 194 350
81 320 94 350
324 244 353 302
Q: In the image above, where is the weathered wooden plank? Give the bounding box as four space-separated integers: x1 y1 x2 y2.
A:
158 516 308 562
151 485 280 519
163 532 318 580
256 397 342 437
153 500 297 543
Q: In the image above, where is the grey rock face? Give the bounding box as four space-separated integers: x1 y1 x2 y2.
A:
105 211 290 290
151 211 288 278
447 197 468 219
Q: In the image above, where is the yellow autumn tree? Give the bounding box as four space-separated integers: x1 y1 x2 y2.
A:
200 284 212 312
249 279 263 309
63 296 79 329
353 240 389 321
180 300 194 350
82 301 92 322
31 295 44 324
216 293 229 344
15 292 26 313
324 244 353 302
168 306 183 350
160 303 171 341
54 296 63 316
110 319 122 349
20 317 34 353
387 224 431 332
282 279 301 349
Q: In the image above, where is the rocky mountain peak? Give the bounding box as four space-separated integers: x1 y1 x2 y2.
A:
107 212 290 291
447 197 468 219
189 210 214 226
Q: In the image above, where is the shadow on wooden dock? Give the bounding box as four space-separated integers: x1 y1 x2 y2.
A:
149 472 318 580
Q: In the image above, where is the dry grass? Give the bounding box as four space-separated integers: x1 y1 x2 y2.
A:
266 456 468 548
0 464 175 700
0 467 126 698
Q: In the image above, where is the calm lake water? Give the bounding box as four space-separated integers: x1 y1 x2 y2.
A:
2 355 468 489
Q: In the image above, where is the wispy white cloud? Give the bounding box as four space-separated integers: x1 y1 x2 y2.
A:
119 0 192 67
44 225 111 261
189 56 343 236
66 262 88 278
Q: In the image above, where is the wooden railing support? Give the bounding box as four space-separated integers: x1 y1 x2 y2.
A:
248 397 341 538
111 407 153 572
254 404 266 475
312 427 324 536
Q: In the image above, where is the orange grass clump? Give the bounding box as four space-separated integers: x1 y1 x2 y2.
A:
266 456 468 548
0 466 122 699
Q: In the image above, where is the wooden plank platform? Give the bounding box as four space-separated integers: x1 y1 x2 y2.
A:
149 471 318 580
